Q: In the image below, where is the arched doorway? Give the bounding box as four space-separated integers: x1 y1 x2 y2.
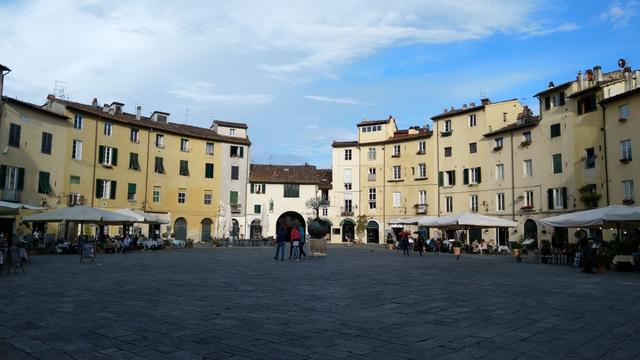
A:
231 219 240 240
250 219 262 240
174 218 187 241
341 219 355 242
276 211 306 231
524 219 538 242
366 220 379 243
201 218 213 242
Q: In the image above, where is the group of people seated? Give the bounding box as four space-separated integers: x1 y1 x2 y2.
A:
96 233 159 253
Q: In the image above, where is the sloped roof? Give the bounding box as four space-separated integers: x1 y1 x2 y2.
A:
213 120 248 129
2 96 69 119
54 99 251 145
600 87 640 104
332 140 358 148
357 116 393 127
249 164 320 184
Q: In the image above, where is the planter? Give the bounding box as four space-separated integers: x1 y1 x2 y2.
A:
308 218 330 238
453 247 461 256
512 249 521 257
309 238 327 256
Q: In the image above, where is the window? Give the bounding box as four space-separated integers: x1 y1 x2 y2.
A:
494 137 503 150
544 96 551 111
179 160 190 176
178 189 186 204
95 179 116 200
152 186 161 202
368 147 376 161
130 128 140 143
496 164 504 181
344 183 352 190
205 163 214 178
552 154 563 174
127 183 136 201
69 175 80 184
36 132 52 155
343 168 352 189
556 92 566 107
418 190 426 205
368 167 376 181
470 195 478 212
443 119 452 132
523 159 533 177
418 141 426 154
204 191 212 205
344 193 353 213
550 123 561 138
229 128 236 136
254 204 261 214
392 192 401 208
180 138 189 152
577 94 597 115
444 147 452 157
206 142 214 155
230 146 244 158
468 114 476 127
129 153 140 170
155 134 164 148
37 171 52 194
230 191 239 204
98 146 118 166
231 166 239 180
104 122 112 136
549 187 567 209
368 188 376 209
522 131 531 144
445 196 453 212
438 170 455 187
393 145 401 157
585 148 596 169
73 115 83 130
72 140 83 160
8 123 20 148
623 180 635 202
619 104 630 121
269 200 274 212
524 191 534 208
251 183 266 194
621 139 632 161
284 184 300 198
469 142 477 154
464 167 481 185
418 163 426 178
322 208 328 216
344 149 352 160
392 165 401 180
154 157 165 174
496 193 505 211
1 165 24 192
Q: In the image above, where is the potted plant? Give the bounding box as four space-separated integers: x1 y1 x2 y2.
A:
511 241 522 261
452 240 462 259
596 252 610 273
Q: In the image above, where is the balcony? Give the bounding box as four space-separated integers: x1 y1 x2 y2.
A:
416 150 426 155
230 203 242 214
440 130 452 137
520 205 534 211
493 145 503 152
1 189 21 202
620 157 632 164
341 210 354 217
619 117 627 123
391 153 400 158
520 139 531 147
623 199 635 205
415 204 427 214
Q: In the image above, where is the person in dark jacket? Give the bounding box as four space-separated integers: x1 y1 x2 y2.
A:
416 235 424 256
274 226 286 261
401 234 410 256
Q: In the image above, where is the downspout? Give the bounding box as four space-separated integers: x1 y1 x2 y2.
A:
435 121 440 215
90 112 99 207
601 104 610 205
382 144 385 239
244 143 250 237
143 128 152 210
510 131 516 221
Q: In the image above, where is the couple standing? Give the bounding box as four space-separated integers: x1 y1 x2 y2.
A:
274 225 306 261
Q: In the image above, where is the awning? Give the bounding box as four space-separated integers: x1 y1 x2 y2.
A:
537 205 640 228
419 212 517 228
22 205 138 224
110 208 170 224
0 201 47 215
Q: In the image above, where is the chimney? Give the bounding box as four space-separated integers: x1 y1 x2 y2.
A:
91 98 99 107
470 102 476 107
481 98 491 106
136 105 142 120
548 81 555 88
594 66 603 82
449 106 455 111
585 69 594 83
443 108 448 113
0 64 11 101
151 111 170 123
577 71 584 90
108 101 124 115
624 67 633 91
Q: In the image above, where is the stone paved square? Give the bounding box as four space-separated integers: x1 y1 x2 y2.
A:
2 246 640 359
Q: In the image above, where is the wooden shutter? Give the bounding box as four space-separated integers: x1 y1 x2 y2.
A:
250 183 254 193
0 165 5 188
262 184 266 194
17 168 24 190
463 168 469 185
451 170 456 186
438 171 443 186
562 187 568 209
239 147 244 158
96 179 103 198
111 148 118 166
110 181 117 199
547 189 553 210
98 146 105 164
477 167 481 183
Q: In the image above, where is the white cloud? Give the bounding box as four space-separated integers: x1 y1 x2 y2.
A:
170 89 274 106
601 0 637 28
303 95 373 106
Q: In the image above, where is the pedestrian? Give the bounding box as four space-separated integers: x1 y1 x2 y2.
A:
416 235 424 256
273 226 286 261
401 234 410 256
290 226 301 261
579 236 594 274
298 225 306 259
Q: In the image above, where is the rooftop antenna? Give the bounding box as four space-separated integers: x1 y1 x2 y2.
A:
53 80 68 100
184 107 190 125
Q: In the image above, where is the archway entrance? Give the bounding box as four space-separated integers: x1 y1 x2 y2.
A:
524 219 538 243
250 219 262 240
276 211 306 231
174 218 187 241
341 219 355 242
231 219 240 240
201 218 213 242
366 221 379 243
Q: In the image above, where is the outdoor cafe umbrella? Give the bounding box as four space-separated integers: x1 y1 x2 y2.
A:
22 205 138 224
419 212 517 228
537 205 640 228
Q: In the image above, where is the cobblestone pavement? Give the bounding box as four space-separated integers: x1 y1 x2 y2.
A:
1 246 640 360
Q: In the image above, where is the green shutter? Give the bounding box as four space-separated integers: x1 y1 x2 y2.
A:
0 165 6 189
180 160 189 176
438 171 443 186
38 171 51 194
128 183 136 196
17 168 24 190
547 189 553 210
262 184 266 194
111 148 118 166
98 145 105 164
239 147 244 158
110 181 117 199
230 191 238 204
205 163 214 178
451 170 456 186
553 154 562 174
250 183 255 193
562 187 568 209
477 167 481 184
96 179 103 198
463 168 469 185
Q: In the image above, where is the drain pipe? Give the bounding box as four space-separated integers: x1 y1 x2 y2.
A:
601 104 610 205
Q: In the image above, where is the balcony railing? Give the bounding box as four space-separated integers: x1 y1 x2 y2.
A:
230 203 242 214
493 145 503 151
415 204 427 214
1 189 21 202
440 130 452 137
341 211 354 216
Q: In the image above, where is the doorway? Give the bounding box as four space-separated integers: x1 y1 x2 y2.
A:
366 221 379 243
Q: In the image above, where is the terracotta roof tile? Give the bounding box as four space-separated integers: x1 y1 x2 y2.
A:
2 96 69 119
332 140 358 148
249 164 320 184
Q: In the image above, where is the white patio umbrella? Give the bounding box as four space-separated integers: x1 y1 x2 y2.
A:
420 212 517 228
22 205 138 224
388 217 420 225
537 205 640 228
110 208 170 224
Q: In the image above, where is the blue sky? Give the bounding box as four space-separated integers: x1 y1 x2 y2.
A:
1 0 639 168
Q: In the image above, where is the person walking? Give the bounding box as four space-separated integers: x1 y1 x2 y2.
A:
298 225 307 259
274 226 286 261
401 234 410 256
416 235 424 256
290 226 301 261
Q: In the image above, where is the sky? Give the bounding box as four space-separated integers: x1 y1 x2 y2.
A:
1 0 639 168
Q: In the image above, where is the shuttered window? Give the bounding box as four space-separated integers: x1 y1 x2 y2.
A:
38 171 52 194
41 132 53 154
8 123 21 148
205 163 214 178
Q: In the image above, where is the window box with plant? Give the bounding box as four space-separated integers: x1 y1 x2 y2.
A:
520 205 534 211
578 185 601 208
623 198 635 205
452 240 462 259
620 157 632 164
440 130 452 137
520 139 531 146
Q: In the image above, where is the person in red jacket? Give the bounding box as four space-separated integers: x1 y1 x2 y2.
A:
290 227 301 261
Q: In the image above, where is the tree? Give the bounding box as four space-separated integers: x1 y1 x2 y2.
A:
305 196 329 219
355 215 368 244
